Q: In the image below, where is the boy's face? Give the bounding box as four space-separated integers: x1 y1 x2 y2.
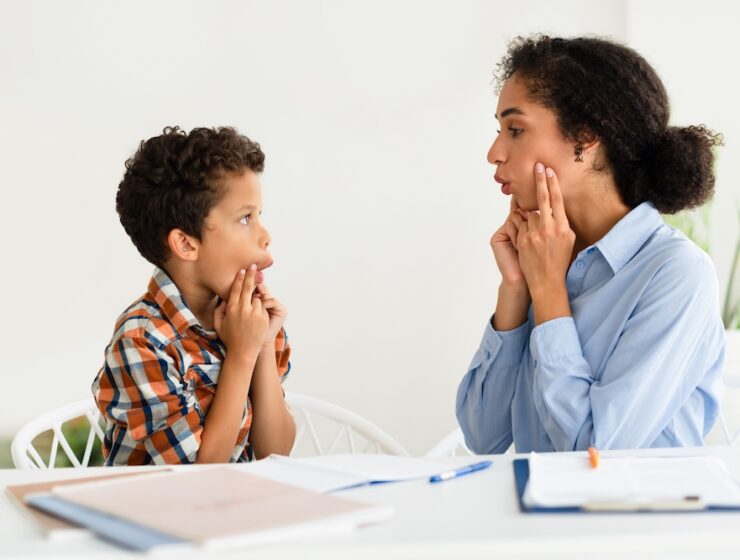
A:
197 168 272 301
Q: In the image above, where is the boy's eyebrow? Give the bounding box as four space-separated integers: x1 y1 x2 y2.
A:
495 107 525 121
234 204 258 213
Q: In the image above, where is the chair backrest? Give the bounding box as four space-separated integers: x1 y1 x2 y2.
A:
12 393 408 469
712 329 740 445
285 392 408 456
11 398 105 470
425 428 474 458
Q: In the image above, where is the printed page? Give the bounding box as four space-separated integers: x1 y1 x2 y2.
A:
524 453 740 508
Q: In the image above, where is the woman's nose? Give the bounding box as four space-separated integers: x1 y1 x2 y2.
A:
487 137 505 165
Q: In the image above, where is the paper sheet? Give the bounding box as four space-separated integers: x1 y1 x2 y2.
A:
239 454 454 493
524 452 740 508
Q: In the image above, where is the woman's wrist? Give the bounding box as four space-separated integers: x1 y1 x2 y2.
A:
530 283 571 325
493 283 531 331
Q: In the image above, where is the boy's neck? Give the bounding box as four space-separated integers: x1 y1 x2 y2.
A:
163 265 219 332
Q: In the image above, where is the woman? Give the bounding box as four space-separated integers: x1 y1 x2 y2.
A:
456 35 725 453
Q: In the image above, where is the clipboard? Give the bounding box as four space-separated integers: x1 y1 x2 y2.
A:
512 458 740 514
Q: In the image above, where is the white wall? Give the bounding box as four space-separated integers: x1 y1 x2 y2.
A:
627 0 740 307
1 0 636 454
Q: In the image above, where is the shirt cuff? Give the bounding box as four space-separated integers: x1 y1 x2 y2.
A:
529 316 584 365
475 315 530 367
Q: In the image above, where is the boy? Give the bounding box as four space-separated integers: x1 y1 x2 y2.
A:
92 126 295 465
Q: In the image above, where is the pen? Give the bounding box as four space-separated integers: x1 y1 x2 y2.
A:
429 460 493 483
587 446 599 469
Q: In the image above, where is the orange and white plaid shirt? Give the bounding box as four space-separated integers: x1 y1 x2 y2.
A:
92 268 291 465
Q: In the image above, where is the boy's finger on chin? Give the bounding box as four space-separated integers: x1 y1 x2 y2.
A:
229 270 246 307
241 265 258 300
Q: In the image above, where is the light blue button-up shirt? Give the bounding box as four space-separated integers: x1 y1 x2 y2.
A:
456 202 725 453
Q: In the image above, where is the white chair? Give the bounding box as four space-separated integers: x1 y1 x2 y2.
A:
11 393 409 469
713 329 740 445
285 392 408 456
425 428 474 458
11 398 105 470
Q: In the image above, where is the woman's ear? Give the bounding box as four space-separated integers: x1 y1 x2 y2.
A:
167 228 200 262
575 131 600 161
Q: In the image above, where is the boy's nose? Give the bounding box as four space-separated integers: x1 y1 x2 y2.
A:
261 227 271 248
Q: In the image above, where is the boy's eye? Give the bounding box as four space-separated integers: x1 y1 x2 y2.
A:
239 215 250 225
508 126 523 137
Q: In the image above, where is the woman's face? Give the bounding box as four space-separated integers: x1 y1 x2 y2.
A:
488 74 582 211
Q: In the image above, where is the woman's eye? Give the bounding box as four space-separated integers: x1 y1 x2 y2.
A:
508 126 523 137
239 215 250 225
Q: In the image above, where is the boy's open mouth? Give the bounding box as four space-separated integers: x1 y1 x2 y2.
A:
255 260 273 284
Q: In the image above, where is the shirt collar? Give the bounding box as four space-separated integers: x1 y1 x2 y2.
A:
593 202 664 274
147 267 203 335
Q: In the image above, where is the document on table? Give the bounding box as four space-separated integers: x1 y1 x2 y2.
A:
523 452 740 509
240 453 465 493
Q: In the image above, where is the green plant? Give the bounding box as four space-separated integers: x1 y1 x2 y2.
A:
30 418 104 468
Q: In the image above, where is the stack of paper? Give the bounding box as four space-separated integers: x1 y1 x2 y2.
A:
523 452 740 511
25 467 392 552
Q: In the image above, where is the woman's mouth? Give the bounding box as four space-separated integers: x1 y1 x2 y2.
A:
494 174 512 195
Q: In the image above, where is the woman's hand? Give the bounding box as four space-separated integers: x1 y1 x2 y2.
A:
516 163 575 324
490 196 532 331
491 196 529 290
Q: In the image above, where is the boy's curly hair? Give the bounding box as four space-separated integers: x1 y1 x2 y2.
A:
116 126 264 267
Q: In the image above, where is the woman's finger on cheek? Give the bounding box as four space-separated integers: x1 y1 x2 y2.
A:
545 166 567 221
534 162 552 218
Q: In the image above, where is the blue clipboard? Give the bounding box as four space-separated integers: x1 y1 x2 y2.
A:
512 458 740 514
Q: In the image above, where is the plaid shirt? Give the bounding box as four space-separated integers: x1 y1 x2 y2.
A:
92 268 291 465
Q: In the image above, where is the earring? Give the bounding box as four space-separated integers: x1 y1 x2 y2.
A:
574 144 584 162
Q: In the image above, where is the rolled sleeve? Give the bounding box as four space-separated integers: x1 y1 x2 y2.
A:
95 336 203 465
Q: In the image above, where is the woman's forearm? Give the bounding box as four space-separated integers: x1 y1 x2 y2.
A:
493 283 531 331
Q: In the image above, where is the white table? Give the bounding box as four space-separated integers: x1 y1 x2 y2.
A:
3 446 740 560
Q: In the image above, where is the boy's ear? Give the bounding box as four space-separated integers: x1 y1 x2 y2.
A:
167 228 200 262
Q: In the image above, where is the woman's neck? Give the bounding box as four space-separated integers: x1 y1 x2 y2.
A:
565 178 631 256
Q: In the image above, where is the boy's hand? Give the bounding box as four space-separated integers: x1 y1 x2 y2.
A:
254 283 287 348
213 265 269 361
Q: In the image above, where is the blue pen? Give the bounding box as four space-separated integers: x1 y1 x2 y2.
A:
429 460 493 483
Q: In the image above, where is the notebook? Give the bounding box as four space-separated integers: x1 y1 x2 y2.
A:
25 466 392 551
6 468 171 536
514 452 740 513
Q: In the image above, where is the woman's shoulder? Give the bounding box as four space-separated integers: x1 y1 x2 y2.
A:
636 222 718 290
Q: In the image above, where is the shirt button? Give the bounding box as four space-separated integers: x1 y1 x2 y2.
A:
576 260 585 269
587 247 595 254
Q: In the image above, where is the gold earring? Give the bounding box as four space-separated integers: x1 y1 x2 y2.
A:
575 145 584 162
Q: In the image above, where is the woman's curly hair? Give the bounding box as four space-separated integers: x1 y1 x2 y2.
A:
116 126 265 267
495 35 723 213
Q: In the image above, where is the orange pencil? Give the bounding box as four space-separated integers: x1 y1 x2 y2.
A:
587 446 600 468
